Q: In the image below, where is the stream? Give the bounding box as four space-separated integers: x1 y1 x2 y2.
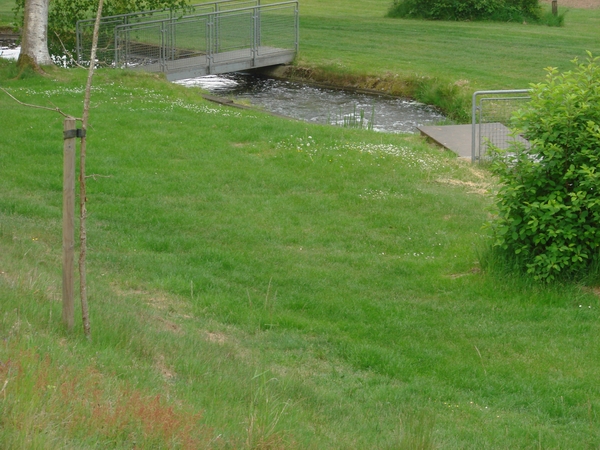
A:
175 73 445 134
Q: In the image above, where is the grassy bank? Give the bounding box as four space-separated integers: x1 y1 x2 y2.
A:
2 57 600 447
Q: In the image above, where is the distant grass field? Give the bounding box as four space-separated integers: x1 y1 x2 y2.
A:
1 57 600 448
298 0 600 89
0 0 13 29
294 0 600 119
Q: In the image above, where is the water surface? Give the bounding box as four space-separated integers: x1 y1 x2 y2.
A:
176 73 445 134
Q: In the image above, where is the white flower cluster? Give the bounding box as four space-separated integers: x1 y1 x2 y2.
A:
13 86 98 98
403 252 436 259
276 135 317 157
359 189 403 200
341 142 440 171
13 85 255 119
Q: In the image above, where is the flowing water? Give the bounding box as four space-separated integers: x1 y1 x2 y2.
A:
0 45 20 61
176 73 446 134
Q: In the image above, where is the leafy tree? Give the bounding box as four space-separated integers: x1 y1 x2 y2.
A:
487 53 600 282
14 0 188 59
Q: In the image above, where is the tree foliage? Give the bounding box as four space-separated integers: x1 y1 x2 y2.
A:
14 0 188 55
487 53 600 282
386 0 541 22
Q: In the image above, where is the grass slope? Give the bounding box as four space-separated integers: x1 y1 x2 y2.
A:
1 60 600 448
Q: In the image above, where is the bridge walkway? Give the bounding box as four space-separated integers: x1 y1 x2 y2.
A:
77 0 298 80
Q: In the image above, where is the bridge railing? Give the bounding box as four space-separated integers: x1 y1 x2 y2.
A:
110 1 298 77
77 0 298 71
76 0 263 64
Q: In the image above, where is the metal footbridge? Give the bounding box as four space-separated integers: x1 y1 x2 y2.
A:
76 0 298 80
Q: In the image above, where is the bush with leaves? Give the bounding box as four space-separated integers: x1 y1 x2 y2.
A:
487 53 600 282
386 0 541 22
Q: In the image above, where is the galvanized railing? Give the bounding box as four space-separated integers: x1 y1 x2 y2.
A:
471 89 531 162
76 0 299 79
76 0 261 64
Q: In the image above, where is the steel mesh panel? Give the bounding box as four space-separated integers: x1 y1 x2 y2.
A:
213 10 254 54
477 95 530 161
77 19 124 66
116 22 163 68
258 5 297 51
166 18 209 72
77 0 258 64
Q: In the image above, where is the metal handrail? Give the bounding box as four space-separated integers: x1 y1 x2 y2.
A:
78 0 255 27
111 1 298 76
76 0 261 61
114 1 297 30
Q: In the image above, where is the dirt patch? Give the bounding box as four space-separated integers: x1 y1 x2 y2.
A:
540 0 599 8
154 354 177 381
205 331 227 345
435 177 491 195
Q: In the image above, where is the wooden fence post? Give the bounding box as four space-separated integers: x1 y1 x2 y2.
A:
62 116 76 331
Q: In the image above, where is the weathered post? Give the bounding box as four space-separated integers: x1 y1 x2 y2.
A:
62 116 76 330
552 0 558 15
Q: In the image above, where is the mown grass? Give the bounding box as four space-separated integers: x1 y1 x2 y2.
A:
298 0 600 88
3 0 600 447
2 56 600 448
0 0 13 29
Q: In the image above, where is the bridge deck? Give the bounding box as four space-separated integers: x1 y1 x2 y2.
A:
127 46 295 81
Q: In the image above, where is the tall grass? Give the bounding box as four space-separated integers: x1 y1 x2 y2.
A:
328 103 375 130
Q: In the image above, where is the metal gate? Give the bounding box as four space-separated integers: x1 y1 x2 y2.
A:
471 89 531 162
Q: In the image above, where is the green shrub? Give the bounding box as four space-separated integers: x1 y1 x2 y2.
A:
539 9 566 26
386 0 541 22
487 52 600 282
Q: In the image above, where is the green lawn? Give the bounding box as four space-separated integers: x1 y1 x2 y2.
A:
298 0 600 91
2 0 600 448
0 0 13 29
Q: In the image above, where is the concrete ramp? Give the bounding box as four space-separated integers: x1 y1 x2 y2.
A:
418 123 529 161
417 125 474 159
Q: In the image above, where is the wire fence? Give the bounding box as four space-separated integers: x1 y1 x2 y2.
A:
471 89 531 162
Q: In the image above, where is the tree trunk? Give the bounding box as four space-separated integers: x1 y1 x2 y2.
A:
18 0 53 69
